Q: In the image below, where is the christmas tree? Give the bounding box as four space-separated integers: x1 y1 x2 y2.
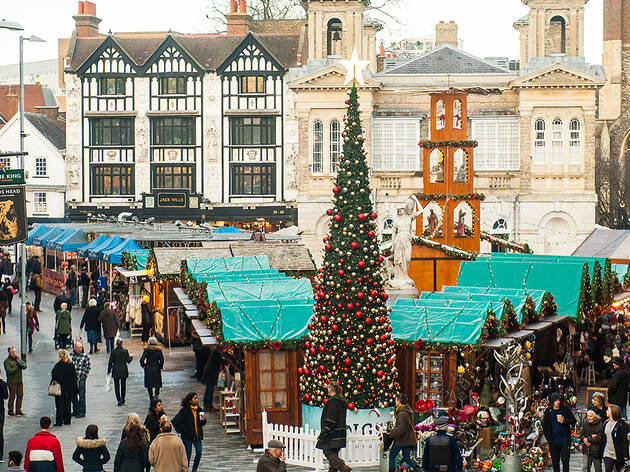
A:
576 263 592 321
298 82 398 411
592 260 603 306
603 259 613 305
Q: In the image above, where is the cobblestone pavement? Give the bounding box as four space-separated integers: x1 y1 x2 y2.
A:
1 291 585 472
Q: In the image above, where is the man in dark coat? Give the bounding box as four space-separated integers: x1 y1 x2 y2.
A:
107 339 133 406
543 392 577 472
316 382 350 472
423 415 463 472
607 356 629 418
257 440 286 472
140 337 164 400
201 347 221 411
79 267 90 309
0 365 9 462
99 302 118 353
53 287 72 314
140 296 154 344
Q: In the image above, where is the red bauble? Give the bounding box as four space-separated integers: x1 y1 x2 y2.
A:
379 334 386 341
319 365 326 372
346 302 354 310
325 244 332 251
344 358 352 365
333 186 340 194
323 236 329 243
386 358 394 365
366 338 374 345
326 208 333 215
358 213 366 220
339 258 345 264
308 323 314 330
305 341 311 348
304 393 311 401
386 325 393 332
388 339 395 346
344 339 352 346
343 367 349 372
357 292 365 299
304 368 310 375
332 324 339 331
346 279 352 285
319 345 326 353
370 212 377 219
365 317 372 325
334 214 342 222
320 315 328 323
350 241 359 249
345 100 350 104
382 293 389 300
358 260 366 268
298 367 304 375
341 314 347 319
377 255 384 263
338 269 345 276
348 402 355 410
370 290 377 297
378 316 385 324
367 230 375 238
355 311 363 319
309 347 316 355
377 370 384 378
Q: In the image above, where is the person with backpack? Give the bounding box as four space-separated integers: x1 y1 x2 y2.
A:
316 381 350 472
172 392 206 472
55 303 72 350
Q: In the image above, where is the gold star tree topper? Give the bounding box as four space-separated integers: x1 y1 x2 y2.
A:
340 48 370 85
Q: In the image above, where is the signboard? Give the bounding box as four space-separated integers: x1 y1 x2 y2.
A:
0 185 26 244
156 192 188 208
0 169 25 185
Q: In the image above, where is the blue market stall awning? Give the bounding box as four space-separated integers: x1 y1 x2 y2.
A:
33 226 64 247
89 235 123 260
102 239 142 264
54 229 89 252
390 304 490 345
219 302 313 343
45 227 76 249
77 234 110 258
25 225 50 245
213 226 242 234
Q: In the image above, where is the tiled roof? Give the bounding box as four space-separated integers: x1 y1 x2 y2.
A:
67 31 302 73
378 44 511 75
25 113 66 151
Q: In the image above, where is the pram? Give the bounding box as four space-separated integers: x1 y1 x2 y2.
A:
54 329 72 349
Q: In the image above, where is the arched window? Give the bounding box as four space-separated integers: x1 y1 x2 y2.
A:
534 119 546 163
552 118 563 164
329 120 341 174
569 119 581 164
327 19 343 57
312 121 323 174
549 16 566 54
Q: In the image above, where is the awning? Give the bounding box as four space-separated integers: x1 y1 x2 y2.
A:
187 256 271 276
88 235 123 260
122 249 150 270
207 278 314 305
25 225 50 245
77 234 109 258
54 229 89 252
45 228 76 249
115 268 152 283
33 226 64 247
102 239 142 264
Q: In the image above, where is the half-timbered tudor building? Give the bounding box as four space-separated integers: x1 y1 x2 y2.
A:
62 0 305 228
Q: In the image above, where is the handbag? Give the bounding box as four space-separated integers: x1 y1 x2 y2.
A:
48 380 61 397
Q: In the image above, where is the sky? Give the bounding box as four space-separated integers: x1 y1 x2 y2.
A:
0 0 604 67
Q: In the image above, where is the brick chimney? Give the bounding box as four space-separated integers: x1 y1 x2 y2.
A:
226 0 251 35
34 106 59 121
73 1 101 38
6 86 19 121
435 21 458 47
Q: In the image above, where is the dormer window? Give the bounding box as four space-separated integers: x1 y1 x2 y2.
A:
98 77 125 96
239 76 265 94
159 77 187 95
327 18 343 56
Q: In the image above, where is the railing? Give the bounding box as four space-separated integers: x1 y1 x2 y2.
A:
261 410 387 470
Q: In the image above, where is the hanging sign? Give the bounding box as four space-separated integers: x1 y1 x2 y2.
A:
0 169 25 185
0 185 26 244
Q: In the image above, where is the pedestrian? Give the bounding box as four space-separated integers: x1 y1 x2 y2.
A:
172 392 206 472
30 255 41 278
543 392 577 472
144 397 167 443
316 381 350 472
55 303 72 349
96 289 107 312
80 299 102 354
607 357 629 418
148 421 188 472
25 303 39 353
140 337 163 400
69 341 91 419
79 267 90 309
592 393 608 423
0 288 8 335
140 296 154 345
201 346 221 411
581 409 604 472
190 333 209 381
4 346 26 416
385 393 420 472
113 424 149 472
0 367 8 462
121 413 150 443
108 339 133 406
422 415 463 472
24 416 64 472
72 424 110 472
51 349 78 426
256 439 287 472
66 266 78 307
90 267 99 292
53 286 72 314
4 279 17 315
8 450 23 470
31 273 42 312
99 302 118 353
602 404 629 472
97 272 108 293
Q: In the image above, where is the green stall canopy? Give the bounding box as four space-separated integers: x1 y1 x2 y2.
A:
187 256 271 276
219 303 313 343
390 305 489 345
457 260 582 317
195 272 284 283
442 286 546 313
477 254 607 266
415 292 515 321
122 250 150 270
207 278 314 304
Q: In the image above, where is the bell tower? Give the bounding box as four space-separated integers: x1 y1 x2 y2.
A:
514 0 587 64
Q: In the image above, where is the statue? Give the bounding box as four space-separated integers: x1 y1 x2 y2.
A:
455 208 466 237
386 195 422 290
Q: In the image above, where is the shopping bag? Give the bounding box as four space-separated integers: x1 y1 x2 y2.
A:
76 329 84 344
48 380 61 397
105 374 113 392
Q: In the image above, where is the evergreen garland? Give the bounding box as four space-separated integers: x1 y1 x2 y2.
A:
576 263 592 321
592 261 603 307
603 259 613 305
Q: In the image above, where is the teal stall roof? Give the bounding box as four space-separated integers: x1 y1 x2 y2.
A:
33 226 64 247
77 234 110 258
54 229 89 252
25 225 50 245
207 278 314 304
89 235 124 260
415 292 513 320
477 254 607 266
187 256 271 276
442 286 546 313
219 303 313 343
390 304 489 344
122 250 150 270
457 260 582 317
102 239 142 264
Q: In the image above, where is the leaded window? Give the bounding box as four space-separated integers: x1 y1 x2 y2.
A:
159 77 187 95
231 164 274 195
152 117 194 145
533 119 546 163
152 164 195 191
569 118 581 164
98 77 125 96
230 117 275 146
329 120 341 174
90 118 134 146
91 164 134 196
239 76 265 94
552 118 563 164
312 121 323 174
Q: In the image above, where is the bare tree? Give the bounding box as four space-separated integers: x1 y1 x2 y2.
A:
596 141 627 229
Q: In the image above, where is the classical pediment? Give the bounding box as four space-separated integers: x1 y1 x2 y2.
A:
289 66 382 90
510 64 605 89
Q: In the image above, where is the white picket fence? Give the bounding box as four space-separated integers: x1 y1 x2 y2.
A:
261 410 386 470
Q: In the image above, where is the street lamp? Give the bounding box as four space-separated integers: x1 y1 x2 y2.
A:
18 34 46 360
0 19 24 31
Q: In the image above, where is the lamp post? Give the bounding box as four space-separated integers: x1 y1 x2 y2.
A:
18 33 45 360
